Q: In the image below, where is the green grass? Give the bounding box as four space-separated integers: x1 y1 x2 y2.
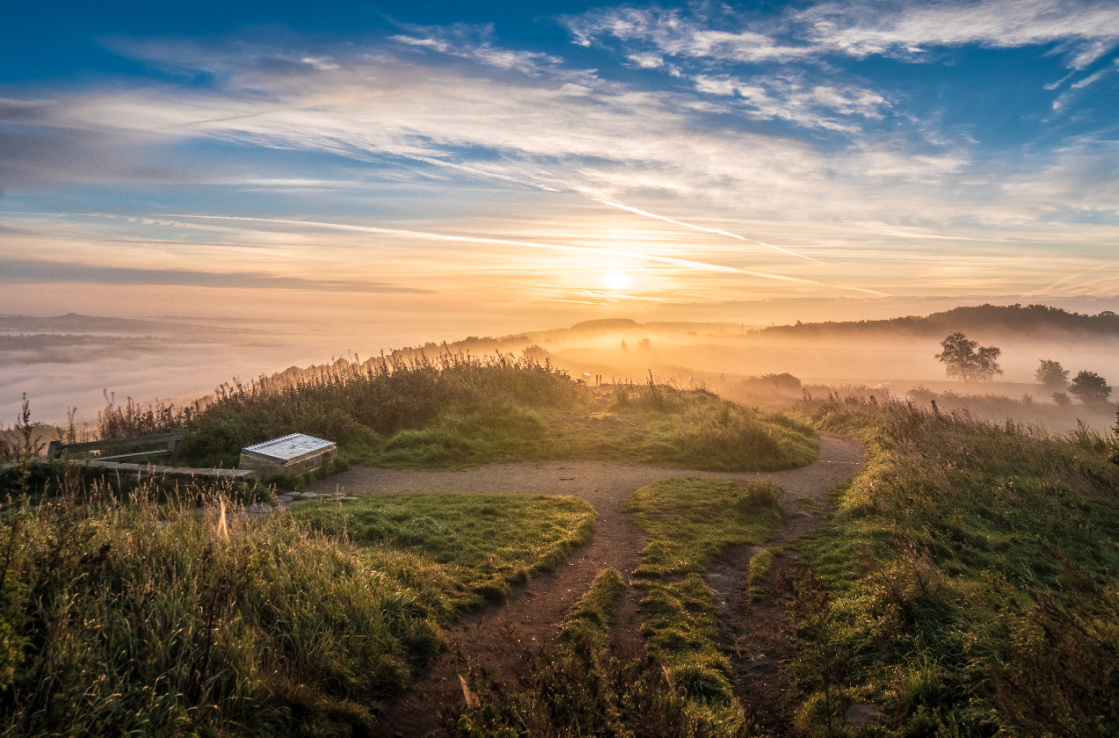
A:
626 478 786 733
559 568 627 648
368 386 818 471
0 485 595 736
447 568 726 738
790 397 1119 736
293 493 596 611
746 546 777 601
86 355 817 475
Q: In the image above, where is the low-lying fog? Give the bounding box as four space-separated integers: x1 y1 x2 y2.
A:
3 309 1117 434
0 314 434 429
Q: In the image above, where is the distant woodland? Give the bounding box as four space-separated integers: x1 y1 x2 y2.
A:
754 303 1119 339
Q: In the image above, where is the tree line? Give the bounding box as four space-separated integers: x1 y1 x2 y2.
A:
934 332 1112 405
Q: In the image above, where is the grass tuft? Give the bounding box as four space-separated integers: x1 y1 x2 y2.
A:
446 567 736 737
627 478 786 731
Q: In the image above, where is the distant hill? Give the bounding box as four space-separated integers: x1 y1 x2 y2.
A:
0 313 178 334
754 304 1119 339
0 313 241 338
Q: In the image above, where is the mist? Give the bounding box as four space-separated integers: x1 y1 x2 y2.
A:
4 305 1118 434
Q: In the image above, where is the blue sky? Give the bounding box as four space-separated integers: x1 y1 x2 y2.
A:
2 0 1119 328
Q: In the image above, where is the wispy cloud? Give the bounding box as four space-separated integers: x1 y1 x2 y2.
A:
168 213 808 280
798 0 1119 67
3 7 1118 311
567 1 1119 69
599 201 819 262
0 40 969 222
0 259 427 292
691 73 888 131
567 7 813 63
391 22 564 75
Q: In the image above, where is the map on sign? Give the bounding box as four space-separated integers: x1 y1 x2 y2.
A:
242 434 335 462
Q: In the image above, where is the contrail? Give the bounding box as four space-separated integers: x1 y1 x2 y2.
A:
162 214 887 296
600 201 820 263
165 214 814 283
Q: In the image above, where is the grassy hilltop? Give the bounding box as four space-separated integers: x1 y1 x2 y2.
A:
98 352 818 474
1 350 1117 736
0 356 817 736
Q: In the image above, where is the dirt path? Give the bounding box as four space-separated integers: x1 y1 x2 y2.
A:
707 434 864 735
304 434 864 737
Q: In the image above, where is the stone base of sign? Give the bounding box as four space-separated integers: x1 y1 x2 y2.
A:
238 447 336 481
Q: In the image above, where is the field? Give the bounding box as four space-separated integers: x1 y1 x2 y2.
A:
1 358 1117 736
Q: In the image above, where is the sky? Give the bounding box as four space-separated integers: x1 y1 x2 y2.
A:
3 0 1119 335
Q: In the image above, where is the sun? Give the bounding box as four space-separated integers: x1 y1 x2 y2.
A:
605 271 630 291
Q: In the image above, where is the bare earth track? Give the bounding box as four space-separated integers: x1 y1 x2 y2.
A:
304 434 865 737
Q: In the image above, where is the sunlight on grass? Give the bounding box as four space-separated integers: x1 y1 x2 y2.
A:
0 485 595 736
89 354 816 474
628 477 786 732
791 396 1119 736
293 493 596 611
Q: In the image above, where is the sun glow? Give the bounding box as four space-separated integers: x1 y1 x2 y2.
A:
605 271 630 291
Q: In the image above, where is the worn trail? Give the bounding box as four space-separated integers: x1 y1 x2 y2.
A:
708 434 865 735
304 434 864 737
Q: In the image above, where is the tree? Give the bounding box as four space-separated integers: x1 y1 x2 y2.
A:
1035 359 1069 391
935 332 1003 381
1068 371 1112 405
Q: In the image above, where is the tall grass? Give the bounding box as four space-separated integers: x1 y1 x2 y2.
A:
89 354 817 473
790 395 1119 735
0 481 596 736
0 484 440 736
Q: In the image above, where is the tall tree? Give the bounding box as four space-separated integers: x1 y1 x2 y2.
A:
935 332 1003 381
1035 359 1069 391
1068 371 1112 405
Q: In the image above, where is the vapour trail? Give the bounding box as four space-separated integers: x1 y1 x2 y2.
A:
600 201 820 263
162 214 888 296
169 214 771 278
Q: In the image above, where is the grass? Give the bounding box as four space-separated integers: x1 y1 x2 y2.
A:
0 483 595 736
626 478 786 733
447 568 722 737
292 493 596 611
788 395 1119 736
746 546 778 601
86 354 817 475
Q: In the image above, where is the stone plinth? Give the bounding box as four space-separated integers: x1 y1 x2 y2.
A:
238 433 337 481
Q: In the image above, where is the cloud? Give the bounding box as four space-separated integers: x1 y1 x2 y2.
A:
566 1 1119 69
565 7 813 63
0 37 967 223
0 259 431 292
2 16 1117 306
692 73 888 130
799 0 1119 67
391 22 563 75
